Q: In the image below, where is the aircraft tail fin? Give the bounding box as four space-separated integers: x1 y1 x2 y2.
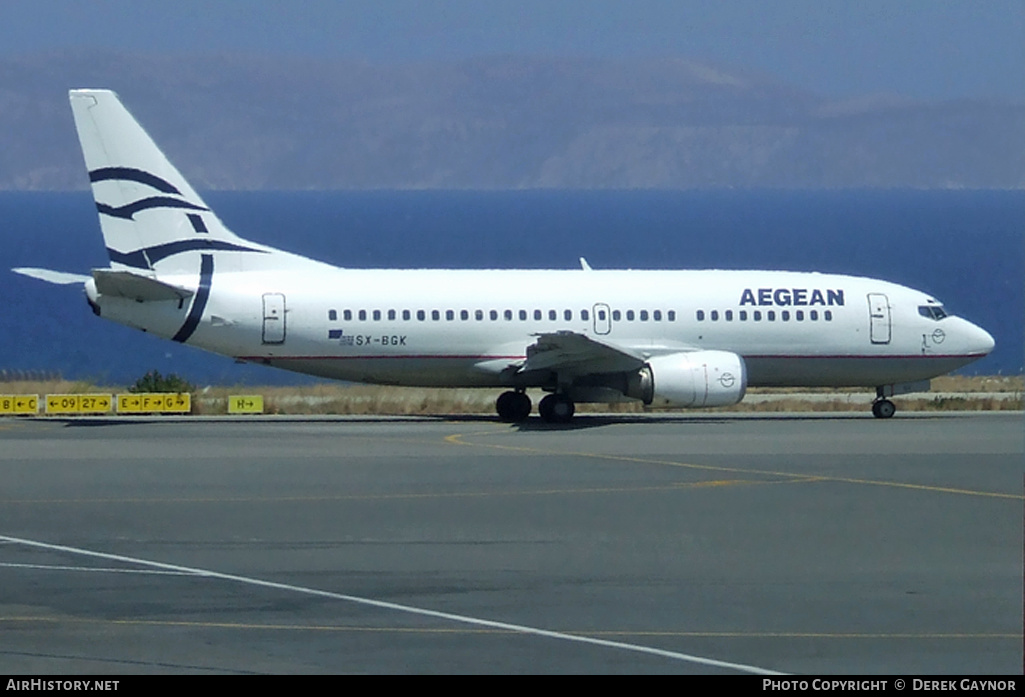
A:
69 89 278 275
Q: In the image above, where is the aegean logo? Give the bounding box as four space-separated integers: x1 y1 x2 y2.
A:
739 288 845 307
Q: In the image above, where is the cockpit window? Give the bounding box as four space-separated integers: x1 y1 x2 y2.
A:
918 305 948 320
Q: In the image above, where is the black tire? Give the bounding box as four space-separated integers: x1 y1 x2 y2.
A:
872 399 896 419
539 393 575 423
496 391 531 422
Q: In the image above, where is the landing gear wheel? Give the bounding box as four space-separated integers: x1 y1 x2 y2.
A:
871 399 896 419
538 393 575 423
496 391 531 422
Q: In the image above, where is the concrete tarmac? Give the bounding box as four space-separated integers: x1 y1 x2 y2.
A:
0 412 1021 674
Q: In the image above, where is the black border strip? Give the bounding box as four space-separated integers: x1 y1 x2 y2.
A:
107 240 266 269
89 167 182 194
97 196 208 221
171 254 213 343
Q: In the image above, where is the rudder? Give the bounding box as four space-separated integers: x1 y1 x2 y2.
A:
70 89 252 274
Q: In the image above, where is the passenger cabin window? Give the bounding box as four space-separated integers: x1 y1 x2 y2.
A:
549 310 557 321
344 310 352 321
696 310 705 321
328 310 337 321
373 310 381 321
358 310 367 321
403 310 411 321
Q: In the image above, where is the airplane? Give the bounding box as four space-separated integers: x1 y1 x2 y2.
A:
13 89 995 423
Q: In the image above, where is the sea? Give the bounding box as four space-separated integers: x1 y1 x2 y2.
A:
2 189 1022 386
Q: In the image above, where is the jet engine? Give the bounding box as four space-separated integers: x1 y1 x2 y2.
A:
626 350 747 408
84 277 101 316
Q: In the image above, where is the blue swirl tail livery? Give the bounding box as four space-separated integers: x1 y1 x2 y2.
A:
11 89 995 421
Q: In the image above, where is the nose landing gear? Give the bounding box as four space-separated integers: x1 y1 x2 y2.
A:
872 386 896 419
871 399 896 418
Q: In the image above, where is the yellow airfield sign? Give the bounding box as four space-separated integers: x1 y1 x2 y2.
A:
0 391 282 416
116 393 191 414
45 394 113 414
228 395 264 414
0 395 39 414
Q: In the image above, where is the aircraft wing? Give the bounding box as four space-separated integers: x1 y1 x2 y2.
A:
518 331 647 376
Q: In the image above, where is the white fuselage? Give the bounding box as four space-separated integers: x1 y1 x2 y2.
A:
98 265 995 394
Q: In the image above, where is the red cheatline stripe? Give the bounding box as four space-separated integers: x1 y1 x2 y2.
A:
746 353 987 360
235 355 527 361
235 353 983 362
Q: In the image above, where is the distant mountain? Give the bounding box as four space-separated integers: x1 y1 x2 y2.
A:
0 50 1021 190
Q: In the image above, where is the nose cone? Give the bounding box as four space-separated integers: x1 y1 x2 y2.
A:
967 322 995 356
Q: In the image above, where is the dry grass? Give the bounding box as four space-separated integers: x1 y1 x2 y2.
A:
930 374 1023 393
195 384 506 416
711 395 1021 414
0 380 120 396
1 375 1020 416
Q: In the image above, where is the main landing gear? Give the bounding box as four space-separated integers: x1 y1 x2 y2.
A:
495 390 531 422
538 393 575 424
495 391 577 423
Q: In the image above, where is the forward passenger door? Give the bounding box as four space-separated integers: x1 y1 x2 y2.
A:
867 293 890 344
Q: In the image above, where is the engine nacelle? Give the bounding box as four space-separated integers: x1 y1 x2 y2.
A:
84 277 101 316
627 350 747 408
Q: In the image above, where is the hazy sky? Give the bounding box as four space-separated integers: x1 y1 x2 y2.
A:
3 0 1023 101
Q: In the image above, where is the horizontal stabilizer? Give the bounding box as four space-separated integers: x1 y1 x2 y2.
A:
12 267 90 285
92 269 194 302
